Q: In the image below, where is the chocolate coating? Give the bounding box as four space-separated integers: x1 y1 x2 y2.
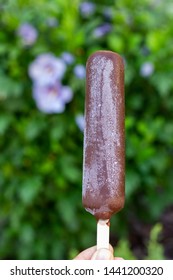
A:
82 50 125 220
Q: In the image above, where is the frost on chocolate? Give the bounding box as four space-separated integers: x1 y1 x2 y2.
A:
82 53 124 216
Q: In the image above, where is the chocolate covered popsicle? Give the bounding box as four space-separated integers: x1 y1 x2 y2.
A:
82 51 125 230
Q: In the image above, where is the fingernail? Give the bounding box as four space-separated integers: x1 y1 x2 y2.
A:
91 249 113 260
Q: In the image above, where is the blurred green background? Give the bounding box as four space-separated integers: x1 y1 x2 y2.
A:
0 0 173 260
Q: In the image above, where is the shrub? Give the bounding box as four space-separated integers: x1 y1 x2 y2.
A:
0 0 172 259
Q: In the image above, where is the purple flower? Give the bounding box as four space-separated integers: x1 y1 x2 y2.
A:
29 53 66 85
61 52 75 65
93 23 112 38
74 64 86 79
32 82 73 114
80 2 96 17
75 114 85 132
17 23 38 46
28 53 72 113
140 62 154 77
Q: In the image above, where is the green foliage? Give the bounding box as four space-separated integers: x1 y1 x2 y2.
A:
114 239 136 260
0 0 173 259
145 224 165 260
114 223 164 260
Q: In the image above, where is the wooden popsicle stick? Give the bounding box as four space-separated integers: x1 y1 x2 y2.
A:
97 219 110 250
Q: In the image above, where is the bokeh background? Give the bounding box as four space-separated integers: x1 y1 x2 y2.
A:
0 0 173 260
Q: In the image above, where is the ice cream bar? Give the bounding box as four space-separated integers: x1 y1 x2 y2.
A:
82 50 125 221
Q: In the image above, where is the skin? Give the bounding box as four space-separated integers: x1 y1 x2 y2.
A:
73 245 123 260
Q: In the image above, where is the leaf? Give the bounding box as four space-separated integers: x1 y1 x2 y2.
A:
0 115 12 135
125 170 141 199
57 197 79 232
19 176 42 205
145 224 165 260
151 72 173 96
107 34 124 53
115 239 136 260
60 155 81 183
0 75 22 98
23 118 46 140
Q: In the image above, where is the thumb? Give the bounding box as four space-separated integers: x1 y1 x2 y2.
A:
91 248 114 260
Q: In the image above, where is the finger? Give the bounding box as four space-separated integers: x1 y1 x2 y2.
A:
108 244 114 253
74 246 97 260
91 248 114 260
73 244 114 260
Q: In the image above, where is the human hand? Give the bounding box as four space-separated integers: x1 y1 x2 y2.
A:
73 245 123 260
